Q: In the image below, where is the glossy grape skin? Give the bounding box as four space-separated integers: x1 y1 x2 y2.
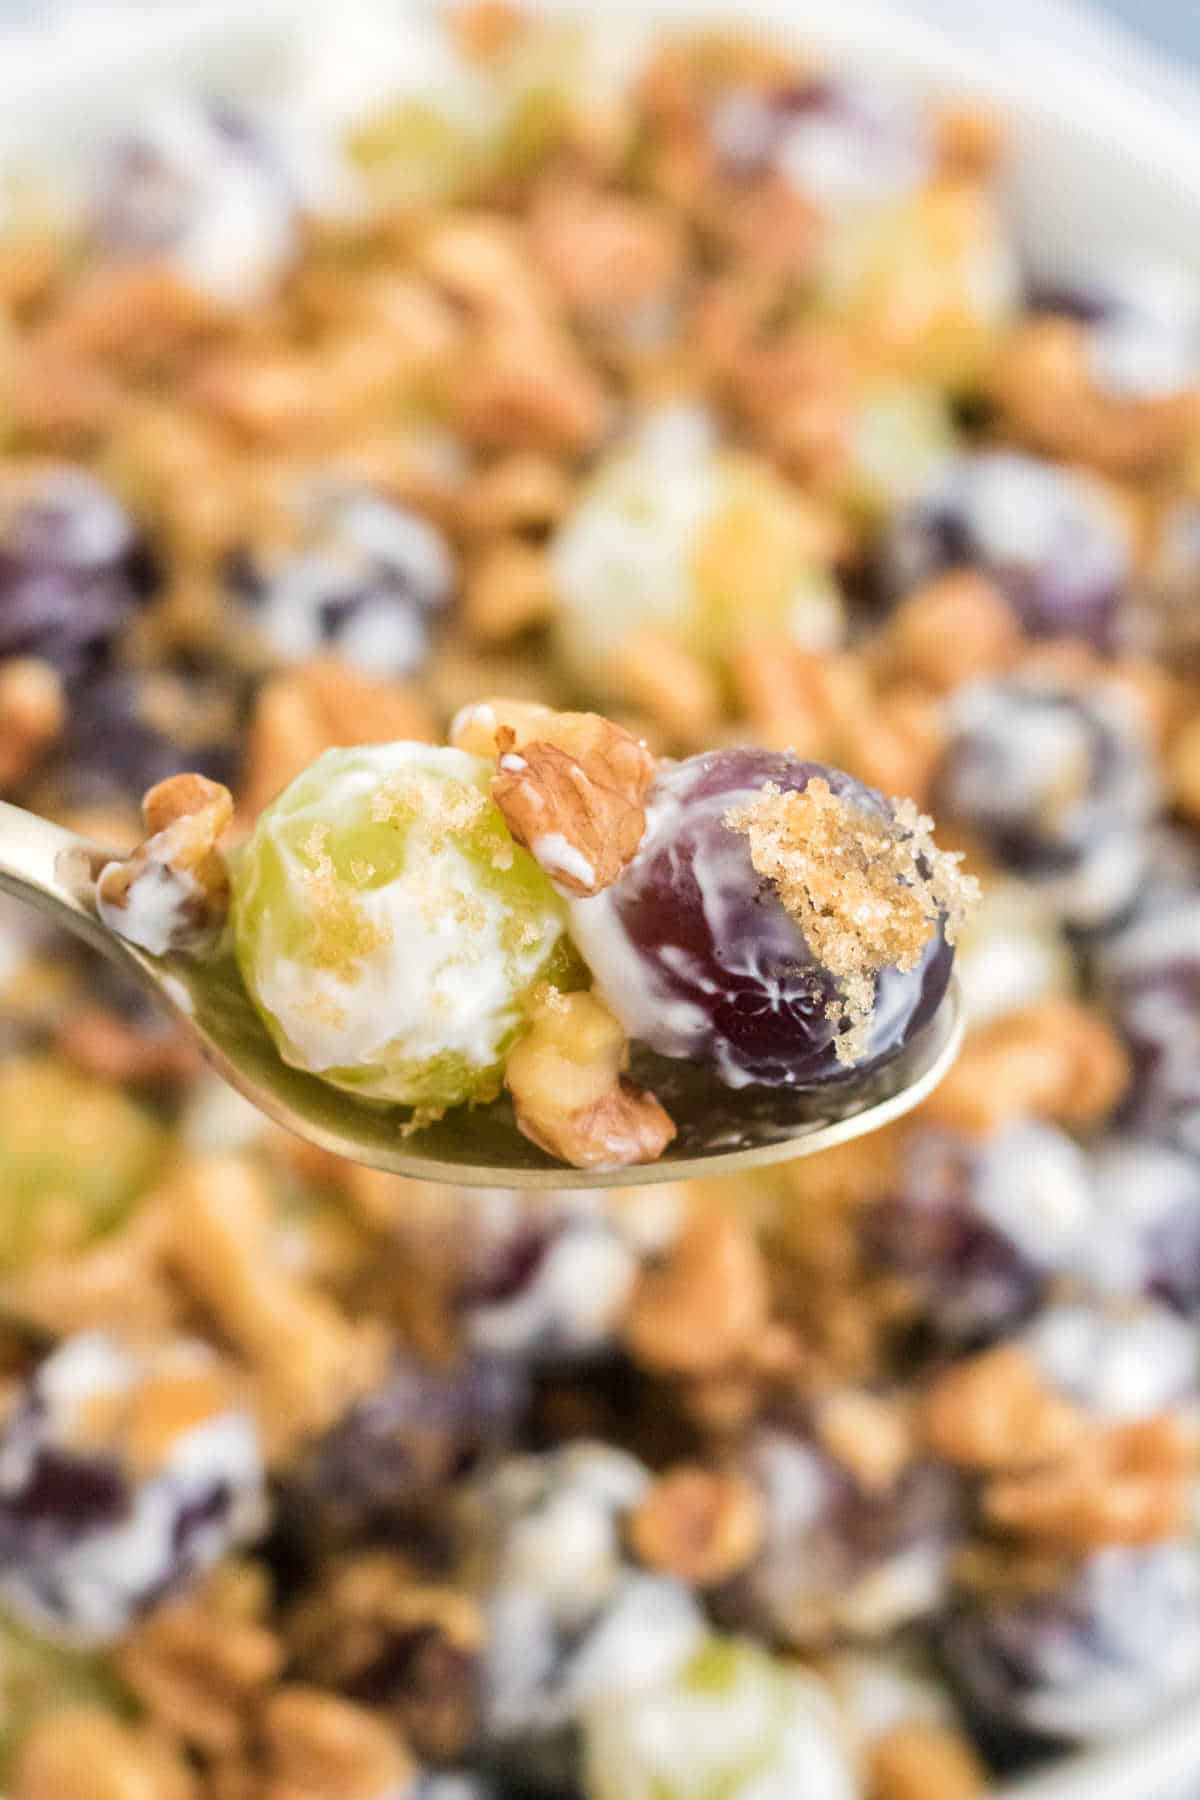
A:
940 1546 1200 1751
569 749 953 1093
935 676 1156 928
1102 897 1200 1160
226 487 455 680
867 1123 1094 1347
880 450 1131 645
715 1424 961 1649
0 1333 266 1646
0 468 153 690
233 743 571 1110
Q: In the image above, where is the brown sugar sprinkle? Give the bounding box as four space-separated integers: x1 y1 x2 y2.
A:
299 824 392 982
725 779 979 1062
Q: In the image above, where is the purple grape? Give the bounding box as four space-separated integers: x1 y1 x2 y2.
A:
228 489 455 678
0 1333 266 1645
710 73 930 209
935 676 1156 927
1102 897 1200 1159
867 1123 1094 1346
880 451 1131 645
0 468 154 688
1020 1299 1198 1422
940 1545 1200 1748
90 100 298 305
302 1352 528 1541
568 750 954 1093
716 1423 962 1647
48 670 238 808
1031 263 1200 400
1087 1135 1200 1315
456 1193 642 1364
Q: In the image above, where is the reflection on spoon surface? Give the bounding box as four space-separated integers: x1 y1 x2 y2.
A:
0 799 965 1190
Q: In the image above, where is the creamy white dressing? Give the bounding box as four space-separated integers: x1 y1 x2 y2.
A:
96 857 199 957
241 742 563 1100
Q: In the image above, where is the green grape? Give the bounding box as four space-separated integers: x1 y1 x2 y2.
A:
0 1058 166 1272
553 413 844 700
0 1608 129 1779
847 382 958 520
583 1636 859 1800
232 742 570 1110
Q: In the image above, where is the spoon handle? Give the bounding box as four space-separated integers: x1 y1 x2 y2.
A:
0 799 117 956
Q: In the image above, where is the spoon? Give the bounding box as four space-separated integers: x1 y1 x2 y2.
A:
0 798 964 1189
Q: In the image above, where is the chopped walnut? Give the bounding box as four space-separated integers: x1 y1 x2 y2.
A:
528 181 686 319
731 641 869 761
878 573 1023 693
624 1202 770 1376
456 698 655 895
0 657 65 789
116 1579 284 1757
0 1194 180 1339
286 1553 484 1764
870 1720 987 1800
458 449 574 537
164 1156 388 1459
726 779 977 1062
629 1465 763 1585
239 658 437 822
815 1389 915 1495
463 537 556 642
505 987 675 1169
450 319 612 455
993 316 1200 476
96 772 233 957
1168 711 1200 823
611 628 723 750
258 1687 415 1800
921 997 1131 1135
983 1415 1196 1549
56 1004 201 1090
922 1345 1089 1472
12 1708 198 1800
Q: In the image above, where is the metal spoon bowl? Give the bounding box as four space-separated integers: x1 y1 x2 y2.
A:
0 799 964 1188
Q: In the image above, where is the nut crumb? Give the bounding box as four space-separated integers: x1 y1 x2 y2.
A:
96 772 233 957
923 1345 1089 1472
505 987 675 1168
469 701 656 896
870 1720 987 1800
628 1465 763 1584
983 1415 1195 1549
726 779 978 1061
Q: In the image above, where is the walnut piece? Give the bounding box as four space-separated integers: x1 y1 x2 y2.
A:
96 772 233 957
505 987 675 1170
12 1709 197 1800
624 1201 771 1376
115 1581 284 1756
922 1345 1089 1472
870 1721 987 1800
879 572 1023 693
240 658 437 823
815 1389 915 1495
0 656 65 788
286 1552 484 1764
922 997 1130 1135
259 1687 414 1800
983 1415 1195 1549
456 699 655 896
164 1155 388 1460
629 1466 763 1585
